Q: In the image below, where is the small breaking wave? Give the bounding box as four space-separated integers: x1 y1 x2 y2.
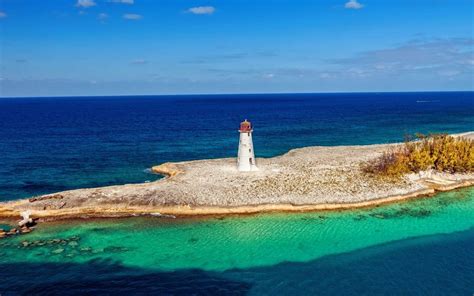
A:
416 100 440 103
150 212 176 219
143 168 159 175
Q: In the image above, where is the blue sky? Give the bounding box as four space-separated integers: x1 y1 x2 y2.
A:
0 0 473 96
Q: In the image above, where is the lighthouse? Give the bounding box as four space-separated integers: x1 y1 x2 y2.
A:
237 119 258 172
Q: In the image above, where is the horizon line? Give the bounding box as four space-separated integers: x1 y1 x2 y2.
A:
0 89 473 99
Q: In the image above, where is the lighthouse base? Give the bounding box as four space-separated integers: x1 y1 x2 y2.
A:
237 164 259 172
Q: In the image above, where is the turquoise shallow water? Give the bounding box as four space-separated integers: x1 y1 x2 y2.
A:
1 187 473 294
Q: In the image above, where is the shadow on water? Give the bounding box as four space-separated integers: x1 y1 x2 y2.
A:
0 228 473 295
0 259 251 295
232 227 474 296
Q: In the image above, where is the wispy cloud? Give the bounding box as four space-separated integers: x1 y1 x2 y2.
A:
345 0 364 9
109 0 134 4
204 67 314 80
205 68 258 75
182 51 277 64
329 37 474 78
262 73 275 79
0 11 7 18
187 6 215 15
98 13 108 20
331 38 473 66
76 0 97 8
131 59 148 65
200 37 473 84
182 53 247 64
123 13 142 20
214 53 249 59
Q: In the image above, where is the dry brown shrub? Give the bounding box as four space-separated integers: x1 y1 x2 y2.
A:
362 134 474 178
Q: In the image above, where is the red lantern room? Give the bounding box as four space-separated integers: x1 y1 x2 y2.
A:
239 119 252 132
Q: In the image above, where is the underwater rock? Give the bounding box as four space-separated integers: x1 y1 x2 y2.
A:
31 240 46 247
51 248 64 254
103 246 129 253
188 238 199 244
353 214 366 221
8 228 19 235
20 227 32 234
410 208 431 217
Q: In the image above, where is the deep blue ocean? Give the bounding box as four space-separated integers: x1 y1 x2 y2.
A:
1 92 474 295
1 92 473 201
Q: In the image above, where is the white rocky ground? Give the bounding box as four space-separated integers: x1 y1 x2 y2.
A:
0 132 472 219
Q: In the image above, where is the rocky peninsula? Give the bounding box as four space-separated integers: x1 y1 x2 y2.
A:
0 132 473 221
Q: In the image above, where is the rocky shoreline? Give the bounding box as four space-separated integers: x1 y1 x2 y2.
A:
0 132 473 222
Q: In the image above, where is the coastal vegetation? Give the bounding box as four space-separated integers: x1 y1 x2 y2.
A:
362 134 474 178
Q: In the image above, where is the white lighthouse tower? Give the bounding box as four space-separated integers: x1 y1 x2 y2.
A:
237 119 258 172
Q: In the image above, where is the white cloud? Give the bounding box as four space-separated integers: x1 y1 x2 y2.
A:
345 0 364 9
98 13 108 20
0 11 7 18
109 0 134 4
123 13 142 20
76 0 97 8
187 6 215 15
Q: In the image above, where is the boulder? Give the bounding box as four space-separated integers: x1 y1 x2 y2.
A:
29 194 64 203
20 227 32 234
